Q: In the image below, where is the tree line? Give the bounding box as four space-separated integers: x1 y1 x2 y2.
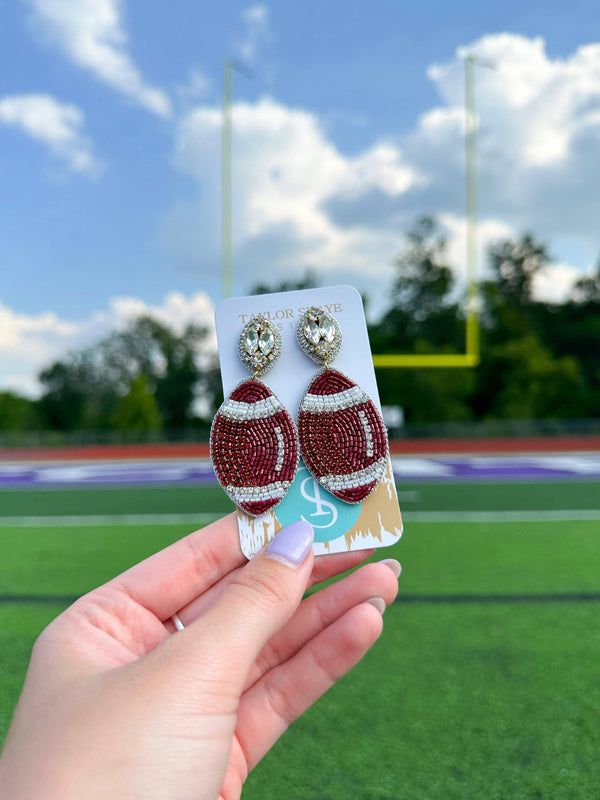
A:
1 216 599 436
0 317 222 437
371 217 600 424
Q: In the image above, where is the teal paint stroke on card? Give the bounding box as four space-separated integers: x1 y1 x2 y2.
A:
277 464 361 543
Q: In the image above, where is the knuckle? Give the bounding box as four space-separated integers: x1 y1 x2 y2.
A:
263 670 299 728
184 532 221 585
312 590 334 630
233 568 291 613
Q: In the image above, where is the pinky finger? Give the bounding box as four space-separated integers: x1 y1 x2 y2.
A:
234 600 384 772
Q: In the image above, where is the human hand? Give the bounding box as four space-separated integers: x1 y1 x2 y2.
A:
0 515 400 800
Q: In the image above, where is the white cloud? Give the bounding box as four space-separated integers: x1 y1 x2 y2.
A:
236 4 270 65
438 213 514 285
27 0 171 117
0 303 79 353
417 33 600 230
168 97 420 301
532 263 583 304
0 292 216 396
176 68 212 107
0 93 102 175
0 301 82 396
168 33 600 309
339 144 418 198
2 374 43 398
107 291 217 348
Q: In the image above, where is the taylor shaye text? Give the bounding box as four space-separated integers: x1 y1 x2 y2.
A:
238 303 344 326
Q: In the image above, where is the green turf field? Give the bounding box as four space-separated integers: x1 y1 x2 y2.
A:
1 479 599 518
1 480 599 798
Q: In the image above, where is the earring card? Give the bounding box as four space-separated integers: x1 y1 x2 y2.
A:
214 285 403 558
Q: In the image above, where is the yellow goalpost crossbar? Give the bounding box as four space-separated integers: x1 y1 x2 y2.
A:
372 294 480 368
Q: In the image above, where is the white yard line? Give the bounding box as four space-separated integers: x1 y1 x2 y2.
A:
0 509 599 527
404 510 600 523
0 513 220 527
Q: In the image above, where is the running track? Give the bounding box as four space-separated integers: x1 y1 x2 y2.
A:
1 454 600 487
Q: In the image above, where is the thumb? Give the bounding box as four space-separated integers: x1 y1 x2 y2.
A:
170 520 315 692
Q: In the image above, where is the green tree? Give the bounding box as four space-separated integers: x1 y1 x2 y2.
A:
0 391 40 431
484 335 585 419
392 215 454 320
377 365 475 424
371 216 463 355
571 260 600 305
100 316 216 429
375 222 598 424
376 342 475 423
38 352 116 431
487 233 549 307
111 375 162 433
478 233 553 355
476 233 600 418
38 315 219 432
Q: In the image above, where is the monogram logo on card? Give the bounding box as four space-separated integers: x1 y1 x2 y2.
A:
276 466 361 543
300 474 338 528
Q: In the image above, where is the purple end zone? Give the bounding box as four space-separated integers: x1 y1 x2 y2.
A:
1 454 600 488
0 461 217 487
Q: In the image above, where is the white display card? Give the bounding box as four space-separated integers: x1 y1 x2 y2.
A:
214 285 403 558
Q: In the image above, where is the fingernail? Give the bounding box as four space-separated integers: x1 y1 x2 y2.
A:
265 521 314 568
380 558 401 578
365 596 386 615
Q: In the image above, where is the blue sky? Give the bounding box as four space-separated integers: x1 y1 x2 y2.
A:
1 0 600 394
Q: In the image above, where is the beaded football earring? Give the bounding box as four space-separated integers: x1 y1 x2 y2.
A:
210 314 299 517
296 306 388 504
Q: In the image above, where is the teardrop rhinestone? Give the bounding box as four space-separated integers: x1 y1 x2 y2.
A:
304 318 321 345
258 328 274 354
245 327 259 353
319 315 336 343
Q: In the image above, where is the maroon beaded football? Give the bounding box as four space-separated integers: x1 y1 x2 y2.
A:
298 369 388 503
210 379 298 516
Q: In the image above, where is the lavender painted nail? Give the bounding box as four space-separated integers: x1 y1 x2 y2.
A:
265 520 314 568
365 597 386 615
380 558 402 578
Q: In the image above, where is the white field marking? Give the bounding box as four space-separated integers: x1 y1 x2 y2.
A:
403 510 600 523
458 455 600 474
0 513 220 528
1 509 599 527
391 458 454 477
396 491 420 502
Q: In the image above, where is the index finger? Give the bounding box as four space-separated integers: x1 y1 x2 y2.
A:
105 515 374 624
107 512 243 619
